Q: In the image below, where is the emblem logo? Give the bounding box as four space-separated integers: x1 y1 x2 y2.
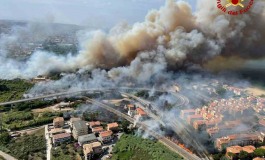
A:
217 0 254 15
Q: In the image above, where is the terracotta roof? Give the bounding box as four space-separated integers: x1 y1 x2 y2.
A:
226 145 242 154
193 120 206 125
253 157 265 160
100 130 113 138
89 121 101 127
53 117 64 123
187 114 203 119
242 145 255 153
259 119 265 127
53 133 71 140
136 108 147 116
50 128 65 134
181 109 196 113
92 126 104 133
83 142 102 154
107 122 119 129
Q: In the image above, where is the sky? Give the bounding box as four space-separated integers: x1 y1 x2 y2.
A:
0 0 196 28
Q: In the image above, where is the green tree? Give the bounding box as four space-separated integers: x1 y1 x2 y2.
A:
254 148 265 157
121 120 130 133
0 132 10 145
238 150 249 160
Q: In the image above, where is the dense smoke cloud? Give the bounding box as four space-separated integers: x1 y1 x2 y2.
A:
0 0 265 80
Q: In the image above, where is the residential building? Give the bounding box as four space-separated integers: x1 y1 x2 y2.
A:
53 133 71 146
99 130 113 143
83 142 103 160
193 120 206 131
92 126 104 134
107 122 119 131
78 134 98 146
89 121 101 129
226 145 255 159
70 117 81 127
127 104 136 117
136 108 147 119
253 158 265 160
53 117 64 128
73 120 88 139
215 133 263 150
180 109 196 119
49 128 65 136
187 114 203 125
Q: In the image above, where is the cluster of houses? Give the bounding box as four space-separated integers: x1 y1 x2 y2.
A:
226 145 265 160
49 117 120 160
180 95 265 151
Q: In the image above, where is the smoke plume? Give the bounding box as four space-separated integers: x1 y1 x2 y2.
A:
0 0 265 80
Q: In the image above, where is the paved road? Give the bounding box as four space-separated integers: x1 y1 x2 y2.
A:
0 87 187 106
45 125 52 160
0 150 17 160
86 98 200 160
123 92 211 160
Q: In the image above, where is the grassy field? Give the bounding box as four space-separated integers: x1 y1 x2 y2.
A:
2 110 63 131
111 134 183 160
0 79 33 103
1 128 46 160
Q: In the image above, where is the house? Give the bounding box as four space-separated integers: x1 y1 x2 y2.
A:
99 130 113 143
215 133 263 150
89 121 101 129
70 117 81 127
226 145 242 159
92 126 104 134
107 122 119 131
187 114 203 125
53 133 71 145
253 158 265 160
226 145 255 159
73 120 88 139
193 120 206 131
78 134 98 146
127 104 136 117
53 117 64 128
180 109 196 119
83 142 103 160
49 128 65 136
242 145 255 153
136 108 147 119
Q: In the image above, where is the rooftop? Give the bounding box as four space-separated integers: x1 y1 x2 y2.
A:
89 121 101 127
242 145 256 153
83 142 102 154
70 117 81 123
181 109 196 113
107 122 119 129
53 133 71 140
136 108 147 116
78 133 97 143
73 120 87 130
50 128 65 134
53 117 64 123
100 130 113 138
226 145 242 154
92 126 104 132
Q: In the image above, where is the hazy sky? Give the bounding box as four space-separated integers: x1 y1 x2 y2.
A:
0 0 196 27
